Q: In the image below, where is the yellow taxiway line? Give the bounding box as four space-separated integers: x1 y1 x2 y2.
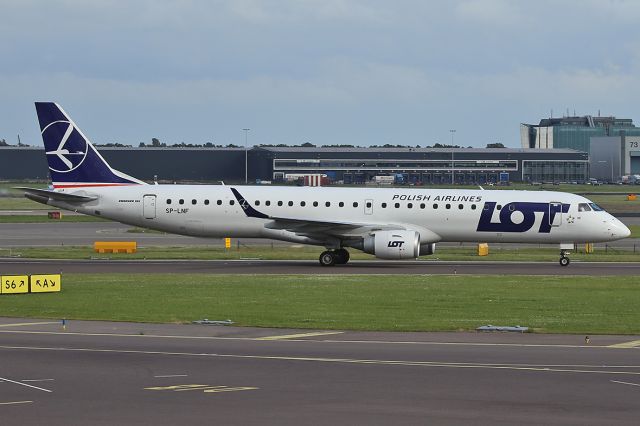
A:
257 331 344 340
0 322 58 328
608 340 640 349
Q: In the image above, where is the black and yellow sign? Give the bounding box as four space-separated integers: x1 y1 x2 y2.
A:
30 274 61 293
1 275 29 294
0 274 61 295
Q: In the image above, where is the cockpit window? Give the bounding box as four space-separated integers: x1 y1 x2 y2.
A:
577 203 592 212
589 203 604 211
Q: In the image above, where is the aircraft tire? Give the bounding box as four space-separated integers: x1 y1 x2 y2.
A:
334 249 350 264
559 256 570 267
319 250 336 267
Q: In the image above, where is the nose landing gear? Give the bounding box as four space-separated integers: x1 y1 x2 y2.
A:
559 250 570 266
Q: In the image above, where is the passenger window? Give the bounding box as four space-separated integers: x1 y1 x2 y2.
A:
204 199 209 205
578 203 591 212
277 201 283 206
458 204 463 210
288 201 293 206
179 199 184 205
339 202 344 207
353 202 358 208
381 202 387 208
394 203 400 208
166 199 172 205
325 202 331 207
301 201 306 207
508 204 515 212
265 201 271 206
407 203 413 209
433 203 438 209
446 204 451 209
255 200 260 206
313 201 318 207
229 200 235 205
496 204 502 210
471 204 476 210
420 203 425 209
217 200 222 205
192 199 197 205
483 204 490 211
366 202 372 208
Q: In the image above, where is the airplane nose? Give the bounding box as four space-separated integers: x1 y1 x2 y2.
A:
620 223 631 239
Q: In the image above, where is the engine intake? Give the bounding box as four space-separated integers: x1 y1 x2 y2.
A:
362 230 421 259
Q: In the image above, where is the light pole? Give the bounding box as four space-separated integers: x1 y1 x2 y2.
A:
449 129 456 185
243 128 250 184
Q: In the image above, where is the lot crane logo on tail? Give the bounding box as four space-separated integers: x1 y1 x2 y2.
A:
43 121 88 173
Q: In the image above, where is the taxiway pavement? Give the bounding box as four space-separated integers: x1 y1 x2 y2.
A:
1 258 640 275
1 318 639 425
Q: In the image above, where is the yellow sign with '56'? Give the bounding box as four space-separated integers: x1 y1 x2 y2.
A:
30 275 61 293
1 275 29 294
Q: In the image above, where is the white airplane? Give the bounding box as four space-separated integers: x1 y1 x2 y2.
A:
20 102 631 266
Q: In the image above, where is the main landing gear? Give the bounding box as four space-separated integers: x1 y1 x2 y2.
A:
559 250 570 267
319 248 350 266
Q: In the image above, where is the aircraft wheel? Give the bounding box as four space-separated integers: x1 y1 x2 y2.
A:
334 249 350 265
319 250 336 267
559 256 570 267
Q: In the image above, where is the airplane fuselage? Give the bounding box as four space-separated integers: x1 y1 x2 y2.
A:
52 185 628 246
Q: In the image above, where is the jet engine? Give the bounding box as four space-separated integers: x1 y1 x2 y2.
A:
361 230 421 259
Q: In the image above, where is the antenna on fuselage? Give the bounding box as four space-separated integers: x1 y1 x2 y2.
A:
478 185 485 190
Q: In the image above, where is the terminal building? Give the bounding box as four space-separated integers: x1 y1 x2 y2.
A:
1 145 589 184
521 115 640 181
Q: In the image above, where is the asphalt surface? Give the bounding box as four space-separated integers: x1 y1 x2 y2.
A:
1 258 640 275
1 318 639 425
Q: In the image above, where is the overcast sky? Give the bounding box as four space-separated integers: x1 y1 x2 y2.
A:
1 0 639 148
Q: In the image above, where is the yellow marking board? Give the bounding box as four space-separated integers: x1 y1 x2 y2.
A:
1 275 29 294
225 237 231 249
30 274 61 293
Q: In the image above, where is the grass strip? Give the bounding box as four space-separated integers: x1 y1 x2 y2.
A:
0 215 106 223
1 274 639 334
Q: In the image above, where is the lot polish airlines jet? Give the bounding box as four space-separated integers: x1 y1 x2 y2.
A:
19 102 631 266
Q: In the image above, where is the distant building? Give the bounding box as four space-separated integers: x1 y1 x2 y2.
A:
521 115 640 180
0 145 589 184
251 147 588 184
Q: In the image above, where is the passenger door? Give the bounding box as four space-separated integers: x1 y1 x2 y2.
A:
143 194 157 219
549 202 562 227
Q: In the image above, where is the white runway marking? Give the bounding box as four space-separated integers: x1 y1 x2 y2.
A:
611 380 640 387
154 374 188 378
0 401 33 406
2 345 640 377
0 329 623 349
0 377 52 393
21 379 55 383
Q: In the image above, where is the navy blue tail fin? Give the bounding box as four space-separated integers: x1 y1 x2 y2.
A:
35 102 145 188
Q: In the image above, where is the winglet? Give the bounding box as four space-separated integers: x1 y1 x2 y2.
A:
230 188 269 219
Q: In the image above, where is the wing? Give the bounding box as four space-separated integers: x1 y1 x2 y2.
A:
231 187 417 240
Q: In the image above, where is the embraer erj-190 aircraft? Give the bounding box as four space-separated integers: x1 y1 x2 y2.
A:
20 103 631 266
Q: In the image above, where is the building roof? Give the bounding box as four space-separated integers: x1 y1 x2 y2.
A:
254 146 582 154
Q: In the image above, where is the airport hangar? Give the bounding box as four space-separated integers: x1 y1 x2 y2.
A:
0 145 588 185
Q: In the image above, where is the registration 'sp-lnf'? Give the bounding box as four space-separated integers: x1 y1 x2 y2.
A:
19 103 631 266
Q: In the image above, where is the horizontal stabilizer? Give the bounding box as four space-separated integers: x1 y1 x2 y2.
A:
15 187 98 204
